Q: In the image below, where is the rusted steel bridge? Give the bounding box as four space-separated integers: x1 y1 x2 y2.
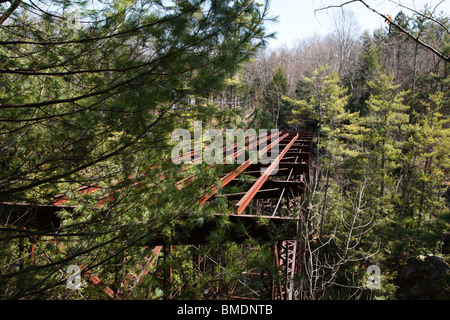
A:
1 131 313 300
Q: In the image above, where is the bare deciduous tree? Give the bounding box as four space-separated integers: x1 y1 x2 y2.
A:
300 179 379 299
316 0 450 63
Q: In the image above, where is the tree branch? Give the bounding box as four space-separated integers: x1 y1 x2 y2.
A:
316 0 450 63
0 0 21 26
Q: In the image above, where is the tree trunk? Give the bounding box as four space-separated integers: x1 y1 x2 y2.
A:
381 139 386 198
320 164 330 234
412 43 419 95
399 154 417 219
418 157 431 227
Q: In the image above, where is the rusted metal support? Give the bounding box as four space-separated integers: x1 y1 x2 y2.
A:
163 245 173 300
123 246 162 297
235 134 299 214
199 132 288 205
82 268 116 299
1 131 314 300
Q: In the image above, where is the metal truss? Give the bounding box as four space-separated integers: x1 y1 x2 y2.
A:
0 131 313 300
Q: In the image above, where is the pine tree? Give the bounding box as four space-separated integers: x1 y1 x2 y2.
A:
359 73 410 202
259 65 289 129
403 91 450 252
0 0 272 299
348 32 382 114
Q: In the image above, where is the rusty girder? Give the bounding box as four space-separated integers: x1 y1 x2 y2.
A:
0 131 314 300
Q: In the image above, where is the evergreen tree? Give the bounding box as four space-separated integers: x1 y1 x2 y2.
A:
348 32 382 114
0 0 271 299
401 91 450 252
358 73 410 203
258 65 289 129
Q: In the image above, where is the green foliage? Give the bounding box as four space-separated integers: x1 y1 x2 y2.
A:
285 47 448 299
1 1 449 301
257 65 290 129
0 0 271 299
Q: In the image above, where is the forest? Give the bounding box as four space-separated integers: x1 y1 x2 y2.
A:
0 0 449 300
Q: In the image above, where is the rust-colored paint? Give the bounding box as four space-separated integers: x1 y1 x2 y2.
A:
235 134 298 214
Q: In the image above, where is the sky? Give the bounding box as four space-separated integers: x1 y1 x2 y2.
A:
263 0 450 48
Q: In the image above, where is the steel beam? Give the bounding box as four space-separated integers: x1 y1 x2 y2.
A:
235 134 299 214
199 132 288 204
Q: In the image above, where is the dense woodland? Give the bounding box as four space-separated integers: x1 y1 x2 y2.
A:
0 0 449 300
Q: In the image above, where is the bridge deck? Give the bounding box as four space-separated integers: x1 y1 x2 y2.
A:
0 131 313 244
